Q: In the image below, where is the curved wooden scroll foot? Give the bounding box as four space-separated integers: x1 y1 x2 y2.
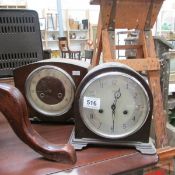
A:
0 83 76 164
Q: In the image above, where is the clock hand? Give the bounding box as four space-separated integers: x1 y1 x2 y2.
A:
111 103 116 132
111 89 121 132
114 88 121 102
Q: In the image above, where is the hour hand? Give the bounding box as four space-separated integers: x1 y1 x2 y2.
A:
111 103 116 132
111 104 116 116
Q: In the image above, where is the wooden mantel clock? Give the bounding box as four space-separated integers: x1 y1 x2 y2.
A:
70 62 156 154
13 58 90 122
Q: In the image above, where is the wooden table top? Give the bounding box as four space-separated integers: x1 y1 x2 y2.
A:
0 112 158 175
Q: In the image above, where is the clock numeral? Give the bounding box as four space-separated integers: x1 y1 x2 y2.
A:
99 80 104 88
132 116 136 122
133 92 138 99
90 113 94 119
89 114 102 129
112 80 117 86
123 124 127 129
136 105 144 110
126 83 129 89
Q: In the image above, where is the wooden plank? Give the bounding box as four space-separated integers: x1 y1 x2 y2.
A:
92 12 102 66
156 147 175 173
115 0 151 29
157 147 175 161
114 45 142 50
101 0 113 29
144 0 164 30
136 31 145 58
102 29 114 61
115 0 164 30
140 31 149 58
148 72 168 148
105 58 160 71
142 31 168 148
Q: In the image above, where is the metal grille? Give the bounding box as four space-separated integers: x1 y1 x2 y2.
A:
0 10 43 77
0 16 35 34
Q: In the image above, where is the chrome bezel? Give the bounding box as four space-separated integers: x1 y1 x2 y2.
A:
25 65 75 116
79 71 150 139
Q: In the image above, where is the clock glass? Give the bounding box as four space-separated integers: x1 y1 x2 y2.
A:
25 65 75 116
79 72 150 139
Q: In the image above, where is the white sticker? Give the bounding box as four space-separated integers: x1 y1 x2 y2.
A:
83 96 100 110
72 71 80 76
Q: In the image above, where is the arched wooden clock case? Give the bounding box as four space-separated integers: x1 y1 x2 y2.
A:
13 59 90 122
70 62 156 154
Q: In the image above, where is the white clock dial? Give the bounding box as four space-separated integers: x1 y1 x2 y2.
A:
25 65 75 116
79 72 150 139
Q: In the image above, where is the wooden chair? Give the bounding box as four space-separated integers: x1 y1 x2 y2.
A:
58 37 81 59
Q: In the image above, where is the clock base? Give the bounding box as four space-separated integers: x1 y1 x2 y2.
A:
69 129 156 155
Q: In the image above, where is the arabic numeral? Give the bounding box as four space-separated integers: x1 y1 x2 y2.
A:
123 124 127 129
132 116 136 121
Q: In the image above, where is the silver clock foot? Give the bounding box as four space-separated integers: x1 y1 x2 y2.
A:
135 142 156 155
69 129 156 155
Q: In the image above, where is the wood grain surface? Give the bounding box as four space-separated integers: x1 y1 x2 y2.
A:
0 83 76 164
0 78 158 175
0 111 158 175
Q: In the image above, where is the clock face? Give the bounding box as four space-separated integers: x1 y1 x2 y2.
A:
25 65 75 116
79 72 150 139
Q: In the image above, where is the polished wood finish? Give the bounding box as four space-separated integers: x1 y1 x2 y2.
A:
0 77 14 85
0 83 76 164
13 60 89 121
0 111 158 175
91 0 168 148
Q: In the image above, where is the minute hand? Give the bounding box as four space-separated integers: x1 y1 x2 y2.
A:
111 103 116 132
111 89 121 132
114 88 121 101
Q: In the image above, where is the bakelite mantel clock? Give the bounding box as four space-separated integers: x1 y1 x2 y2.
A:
70 62 156 154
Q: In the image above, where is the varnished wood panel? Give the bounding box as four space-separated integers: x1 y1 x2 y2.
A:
0 112 158 175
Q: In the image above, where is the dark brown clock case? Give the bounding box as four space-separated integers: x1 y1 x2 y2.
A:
13 59 90 122
70 63 155 155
